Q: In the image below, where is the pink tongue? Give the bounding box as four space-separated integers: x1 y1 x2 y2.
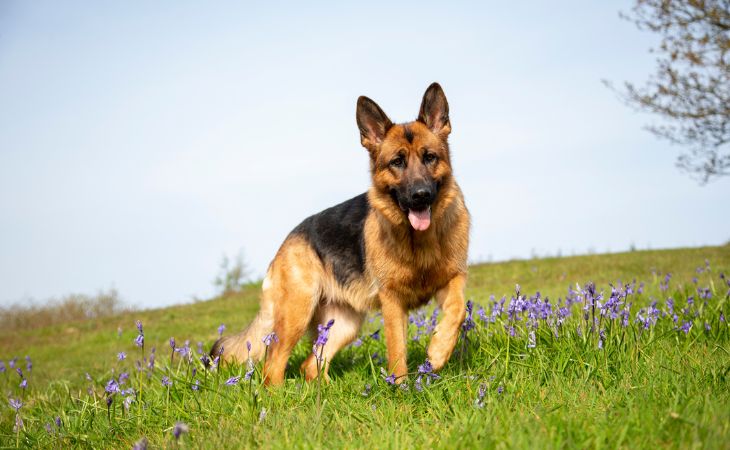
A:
408 208 431 231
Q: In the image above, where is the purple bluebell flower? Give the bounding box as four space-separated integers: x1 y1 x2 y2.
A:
191 379 200 391
489 295 505 322
200 354 210 367
625 281 635 296
173 422 189 440
621 306 631 327
0 361 5 373
244 361 255 381
262 332 279 347
169 337 176 350
225 375 241 386
105 378 120 394
25 356 31 372
119 372 130 385
259 408 267 422
19 378 27 389
497 385 504 395
477 305 488 323
106 396 114 407
174 341 191 360
313 319 335 360
161 376 172 387
410 309 429 342
352 338 363 347
721 313 726 322
55 416 61 428
148 347 156 370
9 357 17 369
246 341 252 353
218 324 226 336
117 352 127 361
414 376 423 392
598 329 606 349
8 398 22 411
134 334 144 348
133 437 149 450
45 423 53 434
362 384 371 397
380 367 396 385
704 322 711 332
415 359 439 389
418 359 433 375
660 273 672 292
462 300 475 332
428 307 440 333
680 321 693 334
370 329 381 341
136 320 143 334
556 300 570 326
197 342 204 355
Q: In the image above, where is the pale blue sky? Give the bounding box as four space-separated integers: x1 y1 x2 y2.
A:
1 1 727 308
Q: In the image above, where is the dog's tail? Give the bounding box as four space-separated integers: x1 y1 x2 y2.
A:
210 299 274 365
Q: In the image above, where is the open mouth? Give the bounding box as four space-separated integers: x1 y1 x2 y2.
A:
407 206 431 231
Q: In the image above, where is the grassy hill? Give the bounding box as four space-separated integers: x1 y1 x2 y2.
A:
1 245 729 448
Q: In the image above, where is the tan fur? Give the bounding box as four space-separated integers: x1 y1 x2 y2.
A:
214 84 470 386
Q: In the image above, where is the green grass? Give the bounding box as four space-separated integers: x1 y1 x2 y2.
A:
1 245 729 449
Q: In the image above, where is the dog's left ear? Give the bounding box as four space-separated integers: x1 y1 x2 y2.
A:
417 82 451 137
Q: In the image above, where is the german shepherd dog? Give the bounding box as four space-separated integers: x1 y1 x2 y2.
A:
212 83 469 385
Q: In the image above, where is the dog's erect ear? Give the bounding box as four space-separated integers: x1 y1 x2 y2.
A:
356 96 393 153
417 82 451 137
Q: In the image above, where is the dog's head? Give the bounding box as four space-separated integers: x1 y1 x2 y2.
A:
356 82 452 231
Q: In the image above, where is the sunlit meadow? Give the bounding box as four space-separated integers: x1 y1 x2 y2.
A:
1 245 729 449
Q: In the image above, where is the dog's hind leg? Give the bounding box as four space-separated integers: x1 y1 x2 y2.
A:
300 303 365 381
262 236 322 386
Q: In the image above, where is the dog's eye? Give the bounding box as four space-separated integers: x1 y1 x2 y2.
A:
390 156 405 168
423 153 438 164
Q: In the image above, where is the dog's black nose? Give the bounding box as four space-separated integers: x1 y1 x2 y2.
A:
411 188 433 204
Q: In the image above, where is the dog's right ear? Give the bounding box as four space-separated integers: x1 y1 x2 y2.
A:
356 96 393 154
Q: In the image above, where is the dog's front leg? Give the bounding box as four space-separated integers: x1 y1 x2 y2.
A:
380 290 408 382
427 273 467 370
